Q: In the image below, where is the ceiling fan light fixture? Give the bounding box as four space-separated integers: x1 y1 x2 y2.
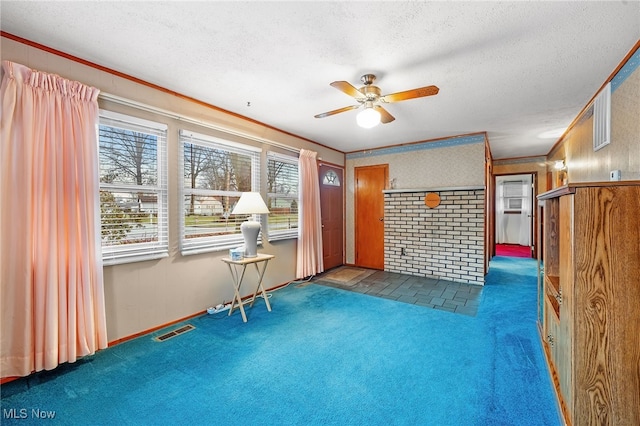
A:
356 105 381 128
315 74 437 126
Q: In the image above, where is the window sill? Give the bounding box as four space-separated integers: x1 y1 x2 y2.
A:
103 251 169 266
267 234 298 243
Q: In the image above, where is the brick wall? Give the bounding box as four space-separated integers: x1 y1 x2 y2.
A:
384 188 485 285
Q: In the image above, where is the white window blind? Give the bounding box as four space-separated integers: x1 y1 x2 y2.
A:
266 151 299 241
98 110 168 265
179 130 261 255
503 180 523 197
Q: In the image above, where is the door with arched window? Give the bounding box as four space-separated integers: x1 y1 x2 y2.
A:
319 164 344 270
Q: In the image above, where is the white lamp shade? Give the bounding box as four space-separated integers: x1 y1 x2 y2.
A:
356 107 381 128
231 192 270 215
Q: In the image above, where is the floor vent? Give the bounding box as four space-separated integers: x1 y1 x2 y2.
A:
154 324 195 342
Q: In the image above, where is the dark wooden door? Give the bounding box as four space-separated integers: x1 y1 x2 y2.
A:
355 164 388 269
319 164 344 270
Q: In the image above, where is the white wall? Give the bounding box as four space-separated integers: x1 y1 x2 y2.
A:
1 36 344 342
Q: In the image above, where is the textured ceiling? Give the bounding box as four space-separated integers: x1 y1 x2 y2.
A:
1 1 639 159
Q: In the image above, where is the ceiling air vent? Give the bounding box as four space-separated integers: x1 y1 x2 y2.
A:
593 82 611 151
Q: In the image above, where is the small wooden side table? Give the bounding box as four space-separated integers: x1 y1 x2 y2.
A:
221 253 274 322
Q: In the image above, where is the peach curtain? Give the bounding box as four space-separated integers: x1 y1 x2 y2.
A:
0 61 108 378
296 149 324 279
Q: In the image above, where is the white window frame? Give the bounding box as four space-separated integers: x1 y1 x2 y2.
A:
98 110 169 265
266 151 299 242
179 130 262 255
502 180 523 213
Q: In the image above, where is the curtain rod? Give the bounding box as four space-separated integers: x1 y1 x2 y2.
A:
99 92 300 154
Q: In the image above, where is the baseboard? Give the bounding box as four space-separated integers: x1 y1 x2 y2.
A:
0 279 295 383
108 279 292 347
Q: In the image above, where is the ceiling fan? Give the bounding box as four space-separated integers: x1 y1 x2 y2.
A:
314 74 439 128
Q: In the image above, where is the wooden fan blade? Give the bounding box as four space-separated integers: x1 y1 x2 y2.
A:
374 105 395 124
330 81 366 100
380 85 439 103
314 104 361 119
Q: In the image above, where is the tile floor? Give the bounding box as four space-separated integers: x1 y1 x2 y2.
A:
314 266 484 316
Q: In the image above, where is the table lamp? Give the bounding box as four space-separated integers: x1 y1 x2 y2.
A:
231 192 270 257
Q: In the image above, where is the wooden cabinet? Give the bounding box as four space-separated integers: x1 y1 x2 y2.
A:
537 182 640 426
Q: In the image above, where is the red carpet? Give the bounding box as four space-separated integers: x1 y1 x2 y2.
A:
496 244 531 258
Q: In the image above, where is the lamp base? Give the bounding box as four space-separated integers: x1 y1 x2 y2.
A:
240 220 261 257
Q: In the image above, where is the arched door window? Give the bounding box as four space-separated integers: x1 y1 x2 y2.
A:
322 169 341 186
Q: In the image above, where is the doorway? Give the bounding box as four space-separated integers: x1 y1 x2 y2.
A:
354 164 388 269
494 173 536 258
319 164 344 270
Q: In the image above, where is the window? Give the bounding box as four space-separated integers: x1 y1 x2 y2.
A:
502 180 523 212
179 130 261 255
98 111 168 265
266 152 299 241
506 197 523 210
322 169 340 186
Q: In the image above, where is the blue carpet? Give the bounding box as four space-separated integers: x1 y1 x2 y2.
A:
1 256 560 425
